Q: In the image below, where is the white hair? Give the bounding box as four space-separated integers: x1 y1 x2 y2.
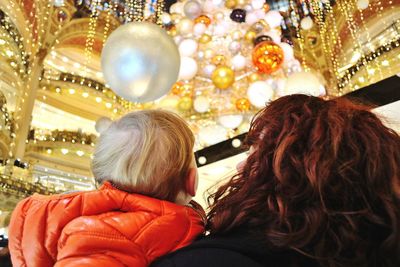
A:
92 110 195 201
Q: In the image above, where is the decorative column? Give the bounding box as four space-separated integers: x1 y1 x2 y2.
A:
13 48 47 160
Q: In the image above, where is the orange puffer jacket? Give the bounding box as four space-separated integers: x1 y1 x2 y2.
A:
8 182 205 267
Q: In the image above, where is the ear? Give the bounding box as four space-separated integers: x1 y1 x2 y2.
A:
185 167 197 197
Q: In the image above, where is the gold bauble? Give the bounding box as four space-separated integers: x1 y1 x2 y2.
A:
167 25 177 36
244 31 257 43
194 15 211 26
211 55 226 66
251 22 265 33
178 96 193 111
248 73 261 82
236 98 251 111
199 34 212 44
181 83 193 97
237 0 247 6
171 81 184 95
225 0 237 9
263 3 270 12
211 66 235 90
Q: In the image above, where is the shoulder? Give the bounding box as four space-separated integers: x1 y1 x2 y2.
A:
151 230 320 267
151 234 266 267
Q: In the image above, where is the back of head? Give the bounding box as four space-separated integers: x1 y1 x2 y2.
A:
92 110 195 202
208 94 400 266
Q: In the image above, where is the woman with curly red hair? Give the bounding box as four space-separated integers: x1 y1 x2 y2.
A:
153 94 400 267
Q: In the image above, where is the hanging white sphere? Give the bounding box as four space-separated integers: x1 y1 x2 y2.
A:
179 57 198 80
265 30 281 43
203 64 216 77
247 81 274 108
212 0 224 6
231 54 246 70
246 12 259 25
218 115 244 129
203 0 216 12
177 18 194 35
279 42 294 62
170 2 185 14
213 21 229 36
194 96 210 113
174 35 183 45
251 0 265 10
95 117 112 134
284 72 324 96
229 41 241 54
264 10 283 28
254 9 266 19
184 0 202 19
101 22 180 103
275 78 287 97
179 39 198 57
161 13 172 25
357 0 369 9
193 23 207 36
198 125 228 146
300 16 313 30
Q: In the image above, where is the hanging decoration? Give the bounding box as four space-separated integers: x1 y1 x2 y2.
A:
101 22 180 103
154 0 302 146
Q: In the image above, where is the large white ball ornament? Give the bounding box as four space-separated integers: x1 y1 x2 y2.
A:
247 81 274 108
179 57 198 80
198 125 228 146
213 22 229 36
184 0 202 19
194 96 210 113
279 42 294 62
300 16 313 30
203 64 216 77
193 23 207 36
161 13 172 25
251 0 265 10
264 10 283 28
101 22 180 103
357 0 369 9
231 54 246 70
177 18 194 35
229 41 241 54
265 30 281 43
95 117 112 134
179 39 198 57
170 2 184 14
246 12 259 25
284 72 324 96
218 115 243 129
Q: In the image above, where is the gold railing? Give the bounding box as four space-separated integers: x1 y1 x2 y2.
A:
0 174 57 197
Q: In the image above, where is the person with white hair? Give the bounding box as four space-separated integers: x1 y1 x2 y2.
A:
8 110 205 267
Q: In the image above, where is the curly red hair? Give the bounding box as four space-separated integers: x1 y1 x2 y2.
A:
208 95 400 266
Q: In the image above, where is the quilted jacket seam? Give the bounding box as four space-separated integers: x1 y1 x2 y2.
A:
43 202 55 262
174 208 192 249
17 199 30 267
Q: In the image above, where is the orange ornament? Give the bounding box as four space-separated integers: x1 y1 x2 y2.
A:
263 3 270 12
194 15 211 26
236 98 251 112
252 41 284 74
171 81 184 95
